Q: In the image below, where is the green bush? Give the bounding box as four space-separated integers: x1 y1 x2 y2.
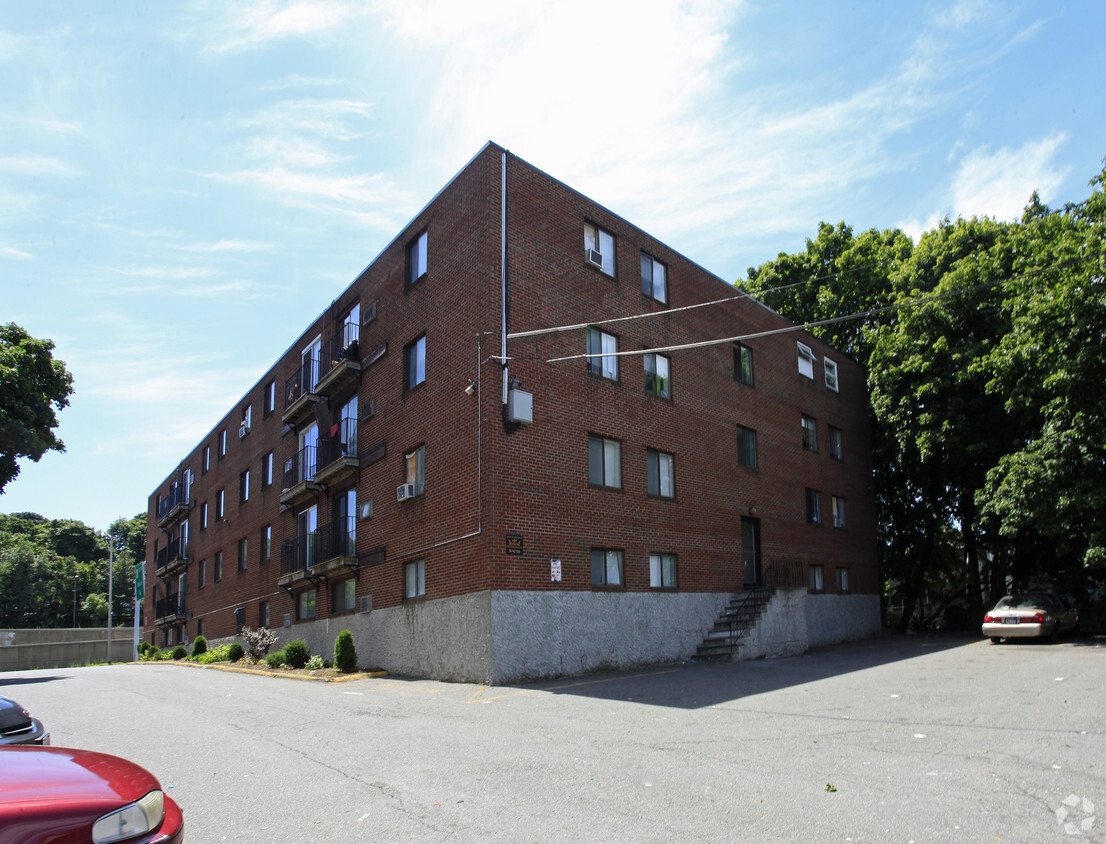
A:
137 641 153 657
306 654 325 670
284 639 310 669
141 645 160 661
171 645 188 660
191 635 207 658
226 642 245 663
265 650 285 668
194 643 232 664
334 630 357 673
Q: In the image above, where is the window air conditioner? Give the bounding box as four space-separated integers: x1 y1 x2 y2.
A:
238 424 250 439
585 248 604 269
397 483 422 501
360 501 373 519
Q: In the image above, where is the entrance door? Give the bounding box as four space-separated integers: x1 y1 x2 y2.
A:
298 505 317 568
741 516 761 587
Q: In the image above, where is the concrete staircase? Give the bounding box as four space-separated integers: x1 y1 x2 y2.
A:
694 588 773 661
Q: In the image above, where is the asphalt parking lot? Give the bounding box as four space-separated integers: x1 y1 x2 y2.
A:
3 634 1103 842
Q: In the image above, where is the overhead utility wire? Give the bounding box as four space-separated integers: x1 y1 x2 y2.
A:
538 257 1083 365
506 263 883 341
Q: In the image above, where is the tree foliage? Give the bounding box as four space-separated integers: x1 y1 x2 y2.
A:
0 323 74 492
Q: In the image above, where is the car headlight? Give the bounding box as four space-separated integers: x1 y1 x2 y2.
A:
91 789 165 843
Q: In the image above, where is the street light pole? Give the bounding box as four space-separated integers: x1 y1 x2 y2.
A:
106 538 114 664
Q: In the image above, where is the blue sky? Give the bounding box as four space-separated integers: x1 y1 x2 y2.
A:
1 0 1103 532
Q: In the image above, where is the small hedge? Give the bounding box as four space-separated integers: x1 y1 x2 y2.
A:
334 630 357 673
191 635 208 657
171 645 188 660
226 642 245 663
265 650 285 668
284 639 310 669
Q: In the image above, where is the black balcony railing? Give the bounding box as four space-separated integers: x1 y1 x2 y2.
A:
284 354 320 410
156 481 191 523
317 417 358 468
320 322 359 377
283 445 317 490
317 517 356 562
280 533 316 576
155 593 186 620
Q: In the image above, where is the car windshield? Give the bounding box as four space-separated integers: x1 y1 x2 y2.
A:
995 594 1055 610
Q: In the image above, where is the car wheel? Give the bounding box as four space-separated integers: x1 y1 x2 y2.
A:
989 637 1001 644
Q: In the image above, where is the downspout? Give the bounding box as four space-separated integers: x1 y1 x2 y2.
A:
501 150 509 405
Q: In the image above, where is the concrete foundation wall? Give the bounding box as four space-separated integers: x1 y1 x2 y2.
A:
804 593 882 647
0 628 136 671
737 590 882 661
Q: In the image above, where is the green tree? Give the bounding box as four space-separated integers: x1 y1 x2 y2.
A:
0 323 74 492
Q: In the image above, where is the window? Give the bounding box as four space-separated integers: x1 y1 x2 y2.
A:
797 342 815 379
405 559 426 599
644 353 670 398
586 327 618 381
242 404 252 430
201 501 208 530
584 222 615 276
240 470 250 503
219 428 227 457
734 343 754 386
261 525 272 562
824 358 839 392
828 426 843 460
341 303 360 350
801 415 818 451
297 588 317 621
237 538 248 572
333 578 356 614
737 426 758 468
806 489 822 525
640 252 667 303
405 446 425 487
836 568 850 593
832 496 846 529
646 449 675 498
259 600 270 629
202 446 210 473
405 335 426 390
591 548 624 587
262 452 274 486
235 606 245 634
649 553 677 589
588 436 622 489
216 489 225 518
809 565 825 593
406 230 428 286
214 551 223 582
264 380 276 415
198 559 206 589
301 336 322 392
197 618 204 637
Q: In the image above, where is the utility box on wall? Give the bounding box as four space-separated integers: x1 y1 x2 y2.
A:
507 388 533 425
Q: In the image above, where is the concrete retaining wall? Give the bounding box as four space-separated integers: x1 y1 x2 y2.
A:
0 628 136 671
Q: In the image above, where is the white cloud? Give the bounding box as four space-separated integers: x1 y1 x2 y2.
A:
0 154 81 177
0 246 33 260
190 0 370 53
951 134 1070 220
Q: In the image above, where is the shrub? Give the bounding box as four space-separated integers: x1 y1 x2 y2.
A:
284 639 310 669
194 643 232 664
226 642 245 663
265 650 285 668
240 626 277 663
191 635 207 658
334 630 357 673
171 645 188 660
306 654 325 670
137 641 153 657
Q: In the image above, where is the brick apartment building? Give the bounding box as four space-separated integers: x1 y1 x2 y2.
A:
144 142 880 682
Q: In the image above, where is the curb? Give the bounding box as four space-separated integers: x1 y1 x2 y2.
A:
140 660 388 683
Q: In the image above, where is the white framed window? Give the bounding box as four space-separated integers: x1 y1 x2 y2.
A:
649 553 677 589
802 415 818 451
640 252 667 304
836 568 850 593
342 303 360 350
302 335 322 392
588 436 621 489
586 327 618 381
202 446 210 473
259 600 270 628
405 446 425 487
264 380 276 414
809 565 825 593
828 426 843 460
261 525 272 562
216 489 225 519
405 559 426 598
333 578 356 613
237 537 248 572
218 428 227 457
201 501 208 530
737 425 757 468
405 335 426 390
198 559 206 588
806 488 822 525
824 358 839 392
590 548 623 587
298 588 317 621
240 469 250 503
214 551 223 582
242 404 252 430
406 230 428 286
262 451 274 486
644 353 670 398
832 496 846 529
584 222 615 276
734 343 754 386
646 449 675 498
797 342 815 379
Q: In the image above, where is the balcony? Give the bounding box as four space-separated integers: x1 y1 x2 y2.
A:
280 445 321 507
282 355 323 425
154 537 189 578
312 517 357 576
314 418 359 486
315 323 361 398
154 593 187 626
278 533 316 587
156 482 192 529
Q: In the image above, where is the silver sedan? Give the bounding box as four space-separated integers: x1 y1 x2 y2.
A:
982 592 1079 642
